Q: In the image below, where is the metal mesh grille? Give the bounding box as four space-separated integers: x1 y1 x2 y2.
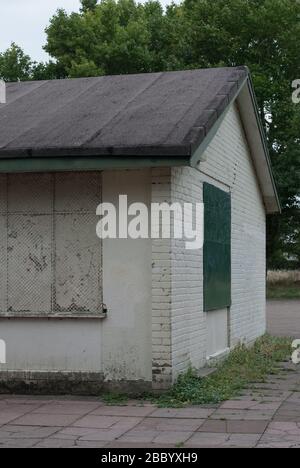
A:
0 172 102 317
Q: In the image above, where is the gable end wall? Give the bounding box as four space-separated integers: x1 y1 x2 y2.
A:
152 103 266 386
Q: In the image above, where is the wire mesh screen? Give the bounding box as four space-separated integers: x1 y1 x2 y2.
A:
0 172 103 317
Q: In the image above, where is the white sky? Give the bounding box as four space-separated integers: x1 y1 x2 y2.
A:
0 0 175 63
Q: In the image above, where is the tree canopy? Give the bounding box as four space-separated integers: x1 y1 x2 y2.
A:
1 0 299 268
0 43 33 81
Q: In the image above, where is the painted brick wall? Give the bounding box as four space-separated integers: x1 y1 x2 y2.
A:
170 167 205 379
151 167 173 389
151 102 266 387
200 103 266 347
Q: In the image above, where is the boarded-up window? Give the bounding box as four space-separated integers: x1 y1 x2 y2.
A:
0 172 103 317
203 183 231 311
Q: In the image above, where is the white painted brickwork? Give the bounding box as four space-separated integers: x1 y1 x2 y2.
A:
170 167 205 379
201 103 266 347
151 168 173 389
152 103 266 387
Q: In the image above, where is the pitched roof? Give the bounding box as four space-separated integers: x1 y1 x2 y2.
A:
0 67 247 158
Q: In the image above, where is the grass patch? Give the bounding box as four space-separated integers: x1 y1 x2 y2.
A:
153 335 292 407
267 270 300 299
267 286 300 299
101 392 129 405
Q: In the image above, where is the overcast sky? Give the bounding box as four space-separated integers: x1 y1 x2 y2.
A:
0 0 174 63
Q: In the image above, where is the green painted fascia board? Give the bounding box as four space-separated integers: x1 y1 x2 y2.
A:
190 74 248 167
245 76 281 213
190 73 280 214
0 156 189 173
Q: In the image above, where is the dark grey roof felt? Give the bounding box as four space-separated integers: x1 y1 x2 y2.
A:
0 67 248 158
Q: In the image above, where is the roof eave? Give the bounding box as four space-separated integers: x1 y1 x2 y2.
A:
190 76 281 215
0 154 190 173
237 78 281 214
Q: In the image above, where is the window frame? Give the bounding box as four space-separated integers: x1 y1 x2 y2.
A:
0 172 105 319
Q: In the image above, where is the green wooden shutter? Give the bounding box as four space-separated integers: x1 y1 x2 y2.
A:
203 183 231 311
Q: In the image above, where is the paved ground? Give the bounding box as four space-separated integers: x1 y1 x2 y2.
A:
0 299 298 448
0 362 299 448
267 299 300 338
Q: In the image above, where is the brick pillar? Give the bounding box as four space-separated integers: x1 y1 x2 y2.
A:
151 168 172 390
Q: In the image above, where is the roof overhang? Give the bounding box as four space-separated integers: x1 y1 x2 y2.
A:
0 155 188 173
236 78 281 214
190 76 281 215
0 70 280 214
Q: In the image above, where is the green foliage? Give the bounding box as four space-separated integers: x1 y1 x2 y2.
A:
267 286 300 299
45 1 149 76
31 61 67 81
44 0 189 76
0 43 65 82
267 270 300 299
80 0 98 12
101 392 129 405
155 335 292 407
0 43 33 81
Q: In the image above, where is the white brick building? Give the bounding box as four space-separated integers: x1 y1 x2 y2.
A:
0 68 279 393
